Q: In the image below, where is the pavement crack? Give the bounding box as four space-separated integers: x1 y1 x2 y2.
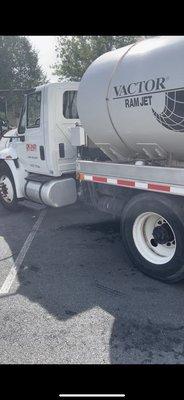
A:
94 280 125 297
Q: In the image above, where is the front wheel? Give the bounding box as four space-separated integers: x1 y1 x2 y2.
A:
0 164 19 211
121 192 184 283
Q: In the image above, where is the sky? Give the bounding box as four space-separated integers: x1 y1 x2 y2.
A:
27 36 59 83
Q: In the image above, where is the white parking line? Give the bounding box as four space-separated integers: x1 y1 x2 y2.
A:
0 208 47 295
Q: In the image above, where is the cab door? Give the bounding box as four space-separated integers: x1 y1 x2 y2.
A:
15 88 49 175
53 83 79 175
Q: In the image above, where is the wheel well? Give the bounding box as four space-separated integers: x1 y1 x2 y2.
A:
0 160 14 176
80 180 184 218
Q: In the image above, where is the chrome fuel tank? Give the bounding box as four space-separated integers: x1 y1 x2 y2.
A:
25 178 77 207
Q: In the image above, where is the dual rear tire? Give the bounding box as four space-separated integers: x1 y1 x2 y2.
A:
121 192 184 283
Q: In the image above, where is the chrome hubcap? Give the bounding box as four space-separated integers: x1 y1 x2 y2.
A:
0 175 14 203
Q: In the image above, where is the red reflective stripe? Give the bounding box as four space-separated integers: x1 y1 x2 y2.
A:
81 173 172 193
148 183 170 192
92 176 107 183
117 179 135 187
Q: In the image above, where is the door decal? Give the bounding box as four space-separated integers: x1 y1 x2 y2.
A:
26 144 37 151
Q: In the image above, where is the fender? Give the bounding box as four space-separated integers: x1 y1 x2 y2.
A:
0 147 28 198
0 147 18 160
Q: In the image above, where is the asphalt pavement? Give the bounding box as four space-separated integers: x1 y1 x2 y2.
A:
0 199 184 364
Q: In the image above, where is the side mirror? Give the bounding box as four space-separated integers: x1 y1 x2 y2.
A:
0 120 9 137
2 125 9 134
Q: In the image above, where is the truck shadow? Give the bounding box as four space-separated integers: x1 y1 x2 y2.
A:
3 202 184 364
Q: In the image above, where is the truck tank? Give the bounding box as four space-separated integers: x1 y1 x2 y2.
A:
77 36 184 163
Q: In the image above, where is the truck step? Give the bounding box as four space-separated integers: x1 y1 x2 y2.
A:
20 199 46 211
25 173 53 184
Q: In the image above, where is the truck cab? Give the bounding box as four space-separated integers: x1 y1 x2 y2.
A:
15 81 79 176
0 81 80 208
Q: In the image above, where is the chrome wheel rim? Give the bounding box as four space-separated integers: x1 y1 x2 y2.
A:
0 175 14 203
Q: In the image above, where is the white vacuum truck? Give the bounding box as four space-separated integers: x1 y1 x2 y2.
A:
75 35 184 283
0 81 79 209
1 36 184 283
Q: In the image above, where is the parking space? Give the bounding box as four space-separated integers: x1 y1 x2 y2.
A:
0 200 184 364
0 203 42 287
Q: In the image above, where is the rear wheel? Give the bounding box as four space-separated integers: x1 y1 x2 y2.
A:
121 192 184 283
0 164 19 211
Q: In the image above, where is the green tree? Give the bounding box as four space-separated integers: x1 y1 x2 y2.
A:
53 36 142 81
0 36 47 90
0 36 47 126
